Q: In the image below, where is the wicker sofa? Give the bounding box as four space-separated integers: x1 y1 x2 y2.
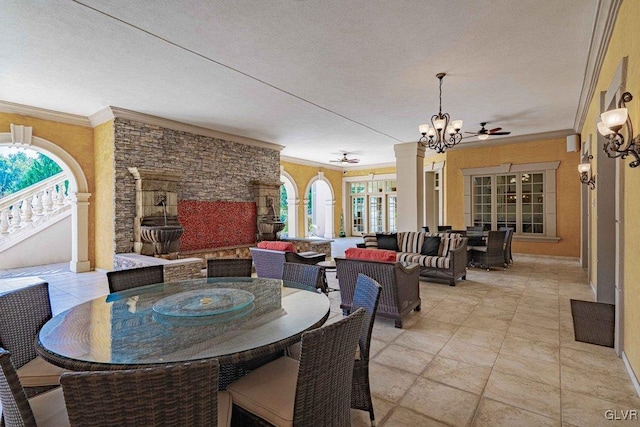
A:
361 231 468 286
335 257 420 328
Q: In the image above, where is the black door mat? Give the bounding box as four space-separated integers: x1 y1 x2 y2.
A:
570 299 615 348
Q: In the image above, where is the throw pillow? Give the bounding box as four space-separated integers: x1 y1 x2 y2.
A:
256 241 297 253
421 236 441 256
344 248 397 262
376 233 399 251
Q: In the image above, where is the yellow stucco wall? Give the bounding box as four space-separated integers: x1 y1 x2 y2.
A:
445 138 581 257
280 161 343 238
581 0 640 380
0 113 96 267
93 120 115 270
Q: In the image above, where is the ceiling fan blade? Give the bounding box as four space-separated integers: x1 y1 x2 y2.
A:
488 127 502 133
464 132 479 135
489 131 511 135
347 159 360 163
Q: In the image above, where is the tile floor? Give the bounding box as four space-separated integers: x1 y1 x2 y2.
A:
2 243 639 426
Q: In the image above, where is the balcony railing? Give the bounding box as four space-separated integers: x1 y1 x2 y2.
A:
0 172 70 243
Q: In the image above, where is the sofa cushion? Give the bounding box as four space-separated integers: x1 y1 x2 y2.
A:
257 241 297 253
376 233 399 251
420 236 441 256
362 233 378 248
397 232 425 254
345 248 397 262
440 237 463 257
398 252 450 269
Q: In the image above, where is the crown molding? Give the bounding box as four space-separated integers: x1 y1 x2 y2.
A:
448 129 576 151
90 106 284 152
280 155 344 171
573 0 622 133
0 100 92 127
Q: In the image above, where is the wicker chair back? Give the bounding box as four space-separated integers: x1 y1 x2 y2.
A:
107 265 164 293
206 258 253 278
0 348 37 427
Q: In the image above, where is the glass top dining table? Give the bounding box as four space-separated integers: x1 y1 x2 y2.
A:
35 277 330 372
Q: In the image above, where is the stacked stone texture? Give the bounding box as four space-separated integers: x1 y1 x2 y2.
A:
114 118 280 254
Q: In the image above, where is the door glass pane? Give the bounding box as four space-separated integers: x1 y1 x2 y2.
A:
369 196 383 233
496 174 516 229
521 173 544 234
352 196 365 234
387 196 397 232
472 175 492 229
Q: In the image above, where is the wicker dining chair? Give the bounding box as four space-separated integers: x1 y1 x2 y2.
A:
206 258 253 278
499 226 515 267
0 347 69 427
350 274 382 425
228 308 366 427
60 359 231 427
282 262 325 293
106 265 164 293
469 230 507 271
0 282 66 398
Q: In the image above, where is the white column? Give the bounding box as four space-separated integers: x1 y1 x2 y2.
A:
394 142 425 232
70 192 91 273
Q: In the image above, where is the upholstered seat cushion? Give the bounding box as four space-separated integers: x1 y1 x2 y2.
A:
398 252 451 269
345 248 397 262
17 356 67 387
29 387 70 426
257 241 297 253
227 356 299 427
218 390 233 427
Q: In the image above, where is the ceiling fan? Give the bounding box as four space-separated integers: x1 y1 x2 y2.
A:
464 122 511 140
330 152 360 164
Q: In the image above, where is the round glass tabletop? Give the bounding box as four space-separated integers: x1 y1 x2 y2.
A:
152 288 254 317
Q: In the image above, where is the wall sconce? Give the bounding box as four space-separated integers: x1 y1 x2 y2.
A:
578 155 596 189
597 91 640 168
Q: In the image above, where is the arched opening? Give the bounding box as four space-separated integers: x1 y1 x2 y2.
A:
280 170 298 238
0 128 90 272
303 172 335 239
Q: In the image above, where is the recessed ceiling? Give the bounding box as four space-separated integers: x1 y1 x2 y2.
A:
1 1 598 166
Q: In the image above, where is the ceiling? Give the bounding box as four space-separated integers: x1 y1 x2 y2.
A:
2 1 599 167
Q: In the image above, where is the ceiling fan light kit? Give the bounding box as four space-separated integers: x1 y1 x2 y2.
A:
597 91 640 168
418 73 463 153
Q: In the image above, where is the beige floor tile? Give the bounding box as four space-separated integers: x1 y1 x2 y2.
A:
382 406 449 426
500 335 559 364
507 322 559 345
371 323 406 343
484 370 560 419
369 338 387 358
350 396 394 426
511 311 559 331
422 356 491 394
472 397 560 427
561 364 640 408
449 325 506 351
462 314 511 333
493 353 560 387
374 343 435 375
400 377 480 427
519 295 558 310
562 389 640 427
444 293 485 305
479 296 520 312
368 361 418 403
393 329 450 354
560 347 629 381
412 318 460 338
438 339 499 368
424 304 472 325
470 304 515 321
514 304 559 320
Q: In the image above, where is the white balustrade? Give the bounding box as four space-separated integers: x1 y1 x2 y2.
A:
0 172 70 244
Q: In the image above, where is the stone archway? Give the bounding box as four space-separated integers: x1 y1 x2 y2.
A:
0 125 90 272
303 171 335 239
280 168 299 238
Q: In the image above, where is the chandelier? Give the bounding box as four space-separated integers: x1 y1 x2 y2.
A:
418 73 463 153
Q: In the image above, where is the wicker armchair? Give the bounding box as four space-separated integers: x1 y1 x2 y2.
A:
228 309 366 427
469 230 507 271
350 274 382 425
335 257 420 328
249 247 325 280
0 347 69 427
0 282 66 398
60 359 231 427
206 258 253 278
106 265 164 293
282 262 325 293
